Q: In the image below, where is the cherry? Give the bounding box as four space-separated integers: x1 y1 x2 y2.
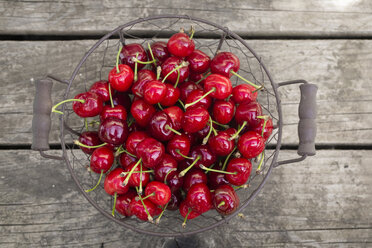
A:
182 107 210 133
124 161 150 188
231 101 263 140
210 52 240 78
166 134 191 161
160 83 180 107
77 131 101 154
72 92 103 117
130 99 156 127
136 137 165 168
98 117 129 145
89 80 111 102
129 197 160 222
208 131 234 156
163 106 183 130
149 41 170 65
119 152 137 168
208 165 229 189
186 183 212 214
225 127 237 137
187 49 210 74
90 147 114 174
251 117 273 141
131 69 156 98
185 132 198 146
179 201 201 223
167 190 182 211
231 84 258 104
108 64 134 92
195 122 214 142
145 181 171 206
154 154 178 182
161 57 189 84
100 105 127 121
203 74 232 100
125 131 148 156
104 167 129 195
225 158 252 186
185 89 212 110
182 168 208 192
190 145 216 168
143 80 167 104
238 131 265 159
112 92 132 111
189 73 208 86
120 43 148 70
167 31 195 57
149 111 178 141
178 81 201 102
167 170 184 192
212 99 235 125
213 184 240 216
115 189 137 217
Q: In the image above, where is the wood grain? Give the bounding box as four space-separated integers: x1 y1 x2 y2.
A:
1 0 372 37
1 39 371 145
0 150 371 247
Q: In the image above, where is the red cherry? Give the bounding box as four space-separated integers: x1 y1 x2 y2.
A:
78 131 101 154
185 89 212 110
182 107 210 133
225 127 237 137
136 137 165 168
104 168 129 195
163 106 183 130
149 41 170 65
204 74 232 100
251 117 273 141
115 189 137 217
149 111 175 141
208 131 234 156
119 152 137 168
125 131 148 156
235 101 263 128
212 99 235 125
161 57 189 84
120 43 148 70
89 80 110 102
167 32 195 57
167 190 182 211
90 147 114 174
130 99 156 127
179 201 201 220
213 185 240 215
166 134 191 161
73 92 103 117
231 84 258 104
185 132 198 146
179 81 201 102
129 197 159 221
98 117 129 145
187 49 210 73
182 168 208 192
208 165 229 189
154 154 178 182
190 145 216 168
167 170 184 192
145 181 171 206
100 105 127 121
225 158 252 186
186 183 212 214
195 122 215 142
124 161 150 188
238 131 265 158
112 92 132 111
210 52 240 78
108 64 134 92
131 69 156 98
143 80 167 104
160 84 180 106
189 73 207 86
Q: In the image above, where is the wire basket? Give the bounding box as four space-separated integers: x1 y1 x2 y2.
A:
31 15 318 237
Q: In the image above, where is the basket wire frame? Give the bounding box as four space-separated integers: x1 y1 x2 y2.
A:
58 15 282 237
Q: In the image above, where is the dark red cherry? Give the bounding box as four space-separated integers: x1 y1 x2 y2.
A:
188 73 207 86
124 161 150 188
195 122 215 142
125 131 148 156
167 190 182 210
78 131 101 154
143 80 167 104
130 197 159 221
160 84 180 106
136 137 165 168
204 74 232 100
73 92 103 117
166 134 191 161
212 99 235 125
185 132 198 146
182 107 210 133
100 105 127 121
179 201 201 220
213 185 240 215
163 106 183 130
225 127 237 137
130 99 156 127
120 43 148 70
235 101 263 128
119 152 137 168
238 131 265 159
225 158 252 186
251 117 273 141
208 165 229 189
185 89 212 110
154 154 178 182
167 170 184 192
167 32 195 57
208 131 234 156
115 189 137 217
145 181 171 206
182 168 208 192
187 49 210 74
112 92 132 111
99 117 128 145
231 84 258 104
108 64 134 92
90 147 114 174
104 168 129 195
149 41 170 65
89 80 110 102
149 111 175 141
179 81 202 102
131 69 156 98
210 52 240 78
186 183 212 214
161 57 189 84
190 145 216 168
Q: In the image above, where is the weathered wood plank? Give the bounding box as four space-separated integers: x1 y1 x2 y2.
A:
0 150 371 247
1 39 371 145
1 0 372 37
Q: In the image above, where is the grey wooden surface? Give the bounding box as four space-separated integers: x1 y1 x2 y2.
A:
1 0 372 247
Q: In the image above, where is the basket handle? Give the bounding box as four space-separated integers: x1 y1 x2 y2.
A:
275 80 318 166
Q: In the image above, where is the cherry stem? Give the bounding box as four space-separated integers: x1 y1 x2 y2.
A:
179 156 201 177
229 121 247 140
84 118 89 131
134 53 139 82
211 120 229 129
202 117 214 145
156 66 161 80
133 58 156 65
112 192 117 216
256 152 265 174
261 119 268 137
141 192 155 201
199 164 237 175
189 25 195 39
182 208 192 228
174 68 181 88
74 140 107 149
166 125 182 135
127 118 134 127
178 99 185 110
123 158 142 186
88 120 100 126
156 202 169 225
184 88 215 109
217 201 225 208
176 149 193 160
157 103 164 110
147 42 157 68
114 146 136 158
136 187 153 223
116 48 121 74
204 162 216 174
139 163 143 195
195 72 211 84
222 146 237 171
120 170 153 176
162 62 189 83
85 170 104 192
108 83 114 108
164 168 177 184
230 70 262 89
233 184 249 190
52 99 85 115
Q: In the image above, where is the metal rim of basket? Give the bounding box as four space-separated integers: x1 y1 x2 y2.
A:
59 14 283 237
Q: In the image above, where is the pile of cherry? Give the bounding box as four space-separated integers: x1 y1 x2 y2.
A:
53 28 273 227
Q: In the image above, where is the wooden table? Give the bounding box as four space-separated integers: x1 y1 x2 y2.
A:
1 1 371 247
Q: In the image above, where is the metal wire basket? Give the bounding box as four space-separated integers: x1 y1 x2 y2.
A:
31 15 318 237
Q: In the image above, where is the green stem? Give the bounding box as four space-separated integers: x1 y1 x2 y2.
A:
147 42 157 68
176 149 193 160
178 99 185 110
156 66 161 80
134 53 138 81
229 121 247 140
189 25 195 40
195 72 211 84
222 147 236 171
112 192 117 216
217 201 225 208
230 70 262 89
166 125 182 135
139 164 143 195
84 118 89 131
123 158 142 186
133 58 156 64
141 192 155 201
156 202 169 225
162 62 189 83
120 170 153 177
136 188 153 223
233 184 249 190
199 164 237 175
182 208 192 228
74 140 107 149
127 118 134 127
179 156 201 177
158 103 164 110
211 120 229 129
261 119 268 137
184 88 215 109
108 83 114 108
202 117 214 145
116 48 121 74
164 168 177 184
174 68 181 88
256 152 265 173
85 170 104 192
52 99 85 115
114 146 136 158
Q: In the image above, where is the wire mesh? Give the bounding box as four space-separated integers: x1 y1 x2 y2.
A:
59 15 282 237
